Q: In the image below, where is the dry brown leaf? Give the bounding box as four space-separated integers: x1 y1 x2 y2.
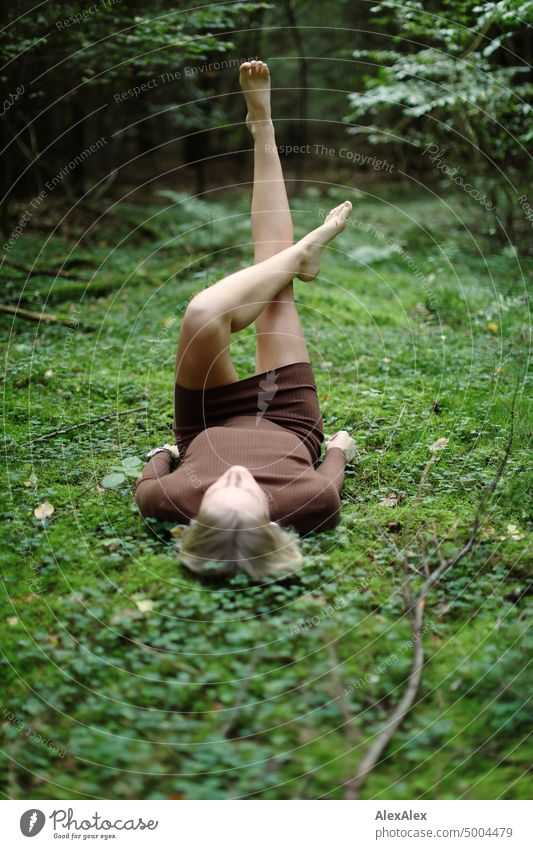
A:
34 501 54 520
134 598 154 613
429 437 449 452
379 494 398 507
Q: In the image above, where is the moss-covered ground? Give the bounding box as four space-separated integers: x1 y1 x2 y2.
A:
1 184 531 799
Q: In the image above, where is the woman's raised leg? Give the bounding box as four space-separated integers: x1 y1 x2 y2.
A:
240 60 311 374
174 202 353 389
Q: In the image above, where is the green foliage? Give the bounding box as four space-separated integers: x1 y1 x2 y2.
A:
1 186 531 799
345 0 533 239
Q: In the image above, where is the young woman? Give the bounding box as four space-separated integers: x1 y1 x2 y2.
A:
135 60 355 579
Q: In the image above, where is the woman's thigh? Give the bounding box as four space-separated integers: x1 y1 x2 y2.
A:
254 285 310 374
174 311 238 390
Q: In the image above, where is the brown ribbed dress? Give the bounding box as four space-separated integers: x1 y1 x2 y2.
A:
135 362 347 536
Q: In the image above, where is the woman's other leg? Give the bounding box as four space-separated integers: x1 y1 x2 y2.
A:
240 60 310 374
174 203 353 389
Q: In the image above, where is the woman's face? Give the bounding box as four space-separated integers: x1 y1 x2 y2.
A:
200 465 270 521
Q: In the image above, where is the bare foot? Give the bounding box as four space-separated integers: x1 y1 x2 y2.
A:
239 60 271 135
297 201 353 282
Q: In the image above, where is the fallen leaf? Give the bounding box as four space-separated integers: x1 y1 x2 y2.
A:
379 493 398 507
429 437 449 452
507 523 524 541
134 598 154 613
101 472 126 490
34 501 54 520
122 456 143 468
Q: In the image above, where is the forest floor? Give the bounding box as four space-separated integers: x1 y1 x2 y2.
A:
1 184 531 799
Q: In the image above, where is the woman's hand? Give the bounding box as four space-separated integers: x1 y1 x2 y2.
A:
324 430 356 462
163 443 180 459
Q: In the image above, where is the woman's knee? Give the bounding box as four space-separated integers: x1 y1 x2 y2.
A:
182 296 226 340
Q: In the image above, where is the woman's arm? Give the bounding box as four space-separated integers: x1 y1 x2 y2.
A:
315 446 346 492
315 431 355 492
134 445 189 522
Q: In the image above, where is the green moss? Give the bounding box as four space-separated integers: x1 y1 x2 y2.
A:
1 189 531 800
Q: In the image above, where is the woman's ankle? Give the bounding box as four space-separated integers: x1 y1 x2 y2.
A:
251 119 275 142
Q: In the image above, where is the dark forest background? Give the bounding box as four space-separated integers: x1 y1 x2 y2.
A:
1 0 532 803
1 0 532 243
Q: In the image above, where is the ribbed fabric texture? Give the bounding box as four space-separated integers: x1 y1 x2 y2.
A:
135 361 347 536
135 419 346 536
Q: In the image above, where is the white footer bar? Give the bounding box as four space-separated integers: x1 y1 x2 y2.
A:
1 799 530 848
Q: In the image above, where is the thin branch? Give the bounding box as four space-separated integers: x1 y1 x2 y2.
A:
0 304 76 326
21 406 148 447
343 388 517 799
344 599 425 800
2 257 87 281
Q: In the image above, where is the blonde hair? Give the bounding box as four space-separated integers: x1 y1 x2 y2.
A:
178 505 303 580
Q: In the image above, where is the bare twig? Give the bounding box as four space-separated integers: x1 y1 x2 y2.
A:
21 406 148 447
401 452 438 545
382 404 407 455
343 390 517 799
2 257 87 281
0 304 78 326
344 599 426 800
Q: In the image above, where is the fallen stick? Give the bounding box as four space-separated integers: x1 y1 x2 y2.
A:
343 390 517 799
2 257 87 281
344 600 425 799
0 303 78 326
22 405 148 446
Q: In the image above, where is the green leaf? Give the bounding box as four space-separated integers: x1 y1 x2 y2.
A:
122 456 143 467
101 472 126 490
